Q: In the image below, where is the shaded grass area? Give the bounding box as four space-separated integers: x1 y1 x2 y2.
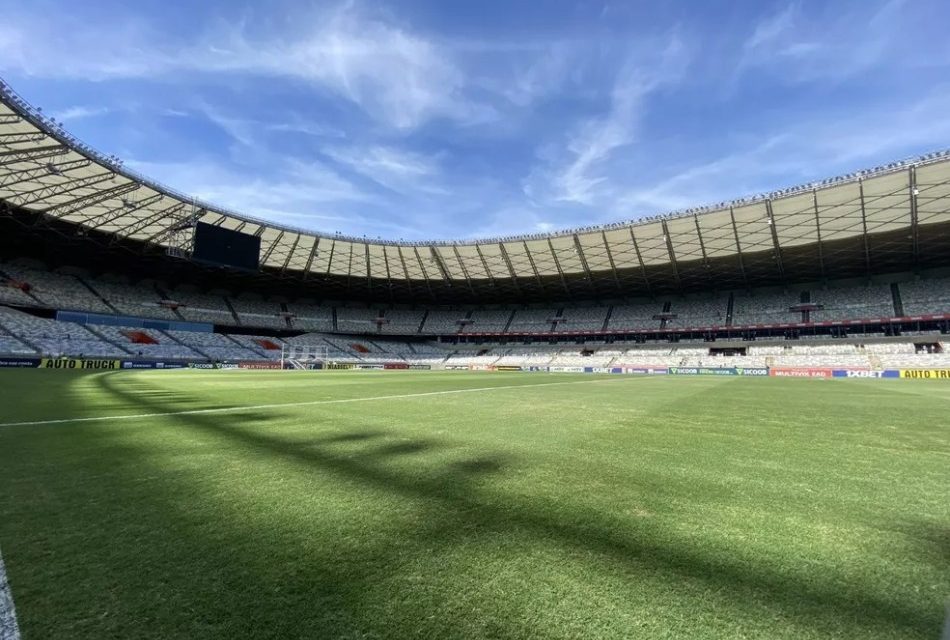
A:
0 370 948 639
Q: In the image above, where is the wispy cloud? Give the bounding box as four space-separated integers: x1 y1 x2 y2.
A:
49 105 112 122
524 32 691 206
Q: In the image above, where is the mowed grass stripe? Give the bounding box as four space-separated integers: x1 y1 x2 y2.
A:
0 373 631 428
0 371 947 639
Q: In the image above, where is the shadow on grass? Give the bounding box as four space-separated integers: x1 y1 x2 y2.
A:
95 372 947 639
0 371 942 639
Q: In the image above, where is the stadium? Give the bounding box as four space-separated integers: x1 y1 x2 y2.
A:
0 33 949 640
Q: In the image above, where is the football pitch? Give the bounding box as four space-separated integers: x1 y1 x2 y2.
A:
0 370 947 639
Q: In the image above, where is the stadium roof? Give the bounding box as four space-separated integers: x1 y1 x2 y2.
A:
2 77 950 303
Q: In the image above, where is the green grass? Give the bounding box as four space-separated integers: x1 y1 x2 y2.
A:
0 369 947 639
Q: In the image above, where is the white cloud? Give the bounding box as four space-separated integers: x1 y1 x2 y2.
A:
0 3 494 131
49 106 112 122
525 33 691 206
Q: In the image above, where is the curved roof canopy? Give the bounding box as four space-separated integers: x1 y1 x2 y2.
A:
2 79 950 302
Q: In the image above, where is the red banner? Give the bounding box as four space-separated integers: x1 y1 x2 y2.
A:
769 367 833 378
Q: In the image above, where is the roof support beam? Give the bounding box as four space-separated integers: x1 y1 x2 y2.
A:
83 191 165 230
628 228 652 294
280 233 301 274
396 246 415 296
364 243 372 294
546 238 571 296
909 165 919 268
0 131 47 145
600 230 623 292
302 237 321 280
412 245 435 299
7 171 116 208
0 144 68 167
572 234 597 296
428 247 452 280
765 200 786 281
43 181 140 218
660 221 681 286
693 216 710 269
260 230 284 265
474 244 498 292
728 207 749 287
131 202 190 240
522 240 544 290
497 243 523 296
452 245 476 295
0 115 22 125
858 180 872 277
0 158 91 189
381 245 393 296
811 190 826 281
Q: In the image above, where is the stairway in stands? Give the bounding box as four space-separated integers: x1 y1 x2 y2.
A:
83 325 134 355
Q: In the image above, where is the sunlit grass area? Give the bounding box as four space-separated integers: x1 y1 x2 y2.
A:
0 370 947 639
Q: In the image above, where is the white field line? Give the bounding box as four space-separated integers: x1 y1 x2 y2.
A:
0 548 20 640
0 377 629 429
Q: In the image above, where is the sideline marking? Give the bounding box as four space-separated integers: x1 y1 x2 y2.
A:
0 548 20 640
0 377 630 428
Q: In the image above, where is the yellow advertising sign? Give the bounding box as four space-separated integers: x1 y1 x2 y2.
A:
899 369 950 379
40 358 121 370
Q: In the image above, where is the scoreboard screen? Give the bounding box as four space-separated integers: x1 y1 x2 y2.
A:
192 222 261 271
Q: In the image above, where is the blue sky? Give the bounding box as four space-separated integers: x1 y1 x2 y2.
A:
1 0 948 241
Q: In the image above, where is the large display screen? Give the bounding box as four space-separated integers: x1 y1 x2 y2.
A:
192 222 261 271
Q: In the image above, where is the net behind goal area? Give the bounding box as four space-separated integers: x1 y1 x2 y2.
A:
281 344 329 366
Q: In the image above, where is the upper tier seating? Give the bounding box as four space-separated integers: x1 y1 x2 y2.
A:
336 307 380 334
810 285 894 321
89 278 180 321
420 309 465 334
167 289 236 325
732 291 803 325
507 309 559 333
556 306 609 332
1 264 112 314
229 296 286 329
95 325 202 359
899 277 950 315
464 309 511 333
379 309 425 335
286 302 334 332
608 302 662 330
665 297 727 329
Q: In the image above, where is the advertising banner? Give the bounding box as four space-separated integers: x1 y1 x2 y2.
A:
668 367 738 376
734 367 769 376
832 369 901 379
445 364 469 370
622 367 669 375
325 363 356 370
0 357 40 368
355 363 385 370
899 369 950 379
121 361 160 369
238 361 282 370
408 364 431 370
549 366 584 373
188 363 217 369
384 363 409 370
494 365 523 371
769 367 833 378
41 358 120 370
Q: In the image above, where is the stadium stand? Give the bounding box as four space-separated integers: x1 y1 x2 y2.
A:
229 296 286 329
899 277 950 315
89 278 181 321
420 309 465 334
608 302 662 330
556 306 609 332
507 308 559 333
810 284 895 321
379 309 425 335
286 302 334 332
732 291 803 325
